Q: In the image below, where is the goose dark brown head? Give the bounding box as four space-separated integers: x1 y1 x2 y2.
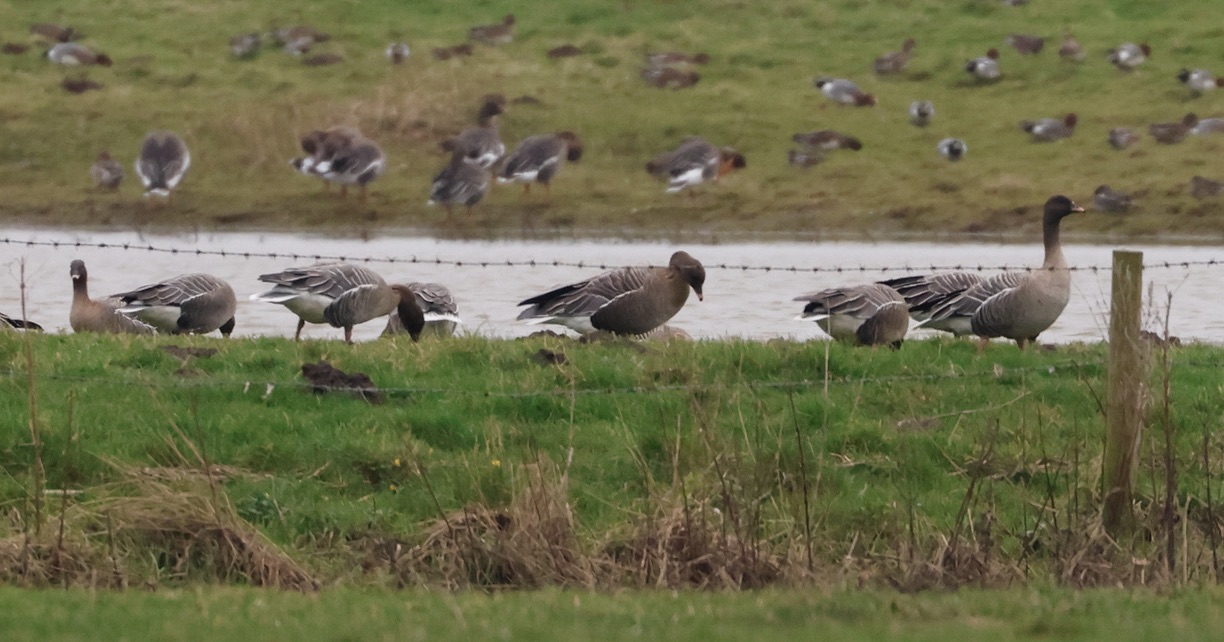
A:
669 251 705 301
391 284 425 342
557 131 584 162
1043 194 1085 223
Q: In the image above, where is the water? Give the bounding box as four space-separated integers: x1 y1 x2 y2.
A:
2 228 1221 343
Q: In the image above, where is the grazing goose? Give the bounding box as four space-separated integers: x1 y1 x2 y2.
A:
937 138 967 162
646 137 747 193
498 131 584 199
1005 34 1045 55
1108 43 1150 71
517 251 705 336
453 98 506 169
1149 113 1198 144
1190 118 1224 136
30 23 78 43
873 38 915 75
1 312 43 331
319 137 385 204
1191 176 1224 200
1093 185 1133 213
1058 32 1084 62
640 66 701 89
382 282 462 338
68 260 155 335
1020 113 1077 142
251 262 424 343
46 43 112 66
135 131 190 198
879 272 984 335
909 100 935 127
1108 127 1140 150
230 33 261 58
813 78 876 106
1178 69 1223 95
427 139 490 216
469 14 516 45
920 196 1084 349
385 42 410 63
113 274 237 336
794 283 909 348
965 49 1001 80
791 130 862 152
90 151 123 190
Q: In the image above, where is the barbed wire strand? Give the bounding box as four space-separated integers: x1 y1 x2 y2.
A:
3 237 1220 274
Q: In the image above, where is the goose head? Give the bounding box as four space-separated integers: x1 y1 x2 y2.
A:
1063 113 1078 128
557 131 584 162
669 251 705 301
1043 195 1085 224
390 284 425 341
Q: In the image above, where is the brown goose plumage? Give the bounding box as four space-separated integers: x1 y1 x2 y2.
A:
468 14 515 45
68 260 155 335
517 251 705 336
794 283 909 348
113 273 237 336
791 130 863 151
1149 113 1198 144
873 38 915 75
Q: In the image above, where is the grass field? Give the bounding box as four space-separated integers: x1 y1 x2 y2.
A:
1 0 1223 238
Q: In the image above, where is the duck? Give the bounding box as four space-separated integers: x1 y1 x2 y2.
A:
791 130 862 152
1108 127 1140 150
319 137 386 204
251 262 423 343
1058 32 1085 62
646 137 746 194
381 282 462 338
517 251 704 336
1093 185 1133 213
909 100 935 127
272 25 329 55
68 260 155 335
1190 118 1224 136
965 49 1001 80
230 33 261 58
90 151 123 190
1178 68 1223 95
113 274 237 336
498 131 584 200
937 138 967 162
452 97 506 169
468 14 515 45
918 195 1084 349
1108 43 1150 71
640 66 700 89
1190 176 1224 200
794 283 909 348
46 43 112 66
427 139 490 216
873 38 915 75
1005 33 1045 55
1020 113 1077 142
385 42 410 63
813 78 876 106
1149 113 1198 144
878 272 984 335
1 312 43 331
29 23 78 43
135 131 190 198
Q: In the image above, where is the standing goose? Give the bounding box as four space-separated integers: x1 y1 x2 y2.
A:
873 38 915 75
1 312 43 331
878 272 984 335
498 131 584 200
90 151 124 190
517 251 705 336
646 137 746 194
1020 113 1077 142
453 98 506 169
909 100 935 127
291 126 362 184
1108 43 1150 71
427 139 490 217
794 283 909 348
319 136 385 204
136 131 190 198
1149 113 1199 144
382 282 462 338
68 260 155 335
250 262 423 343
920 195 1085 349
113 274 237 336
45 42 111 66
965 49 1001 81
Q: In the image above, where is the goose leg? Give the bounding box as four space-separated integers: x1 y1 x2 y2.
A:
343 326 354 344
976 336 990 353
340 184 348 199
294 318 305 341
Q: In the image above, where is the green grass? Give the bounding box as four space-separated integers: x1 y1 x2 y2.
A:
2 0 1224 238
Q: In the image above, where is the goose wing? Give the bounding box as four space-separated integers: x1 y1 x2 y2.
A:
794 283 901 319
257 262 386 299
880 272 983 318
517 265 655 320
322 283 395 327
501 135 563 178
925 271 1025 321
408 282 460 319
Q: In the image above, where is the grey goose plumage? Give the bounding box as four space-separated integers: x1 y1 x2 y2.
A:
1108 127 1140 150
517 251 705 336
909 100 935 127
1150 113 1198 144
794 283 909 348
646 137 746 193
1108 43 1150 71
69 260 155 335
937 138 967 161
428 139 490 216
453 98 506 169
878 272 984 334
1093 185 1133 213
91 151 123 190
1021 113 1077 142
498 131 583 198
1 312 43 331
965 49 1001 80
468 14 515 46
136 131 190 198
873 38 915 75
382 282 462 338
319 136 385 204
113 273 237 336
46 42 111 66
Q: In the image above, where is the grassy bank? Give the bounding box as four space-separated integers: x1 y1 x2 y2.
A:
1 332 1222 592
2 1 1223 239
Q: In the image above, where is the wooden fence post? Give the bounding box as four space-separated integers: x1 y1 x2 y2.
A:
1103 250 1145 535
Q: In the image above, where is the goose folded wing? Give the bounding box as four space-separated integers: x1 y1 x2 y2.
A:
518 266 653 319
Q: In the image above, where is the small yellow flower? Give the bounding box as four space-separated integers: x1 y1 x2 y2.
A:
389 484 398 492
393 458 401 467
491 459 502 468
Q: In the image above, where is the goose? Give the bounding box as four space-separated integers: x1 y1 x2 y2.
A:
1093 185 1133 213
427 139 490 216
68 260 155 335
90 151 123 190
1190 118 1224 136
230 33 261 58
453 98 506 169
468 14 515 45
1149 113 1198 144
1108 127 1140 150
498 131 584 199
250 262 424 343
646 137 746 193
878 272 984 335
791 130 863 152
385 42 410 63
272 25 329 55
431 44 473 60
794 283 909 348
1 312 43 331
292 126 362 177
965 49 1001 80
787 150 823 168
46 43 111 66
873 38 915 75
1020 113 1077 142
1191 176 1224 200
813 78 876 106
645 52 709 67
1108 43 1150 71
517 251 705 336
1058 33 1085 62
640 66 700 89
319 137 385 204
937 138 967 162
919 195 1084 349
135 131 190 198
30 23 77 43
909 100 935 127
1005 34 1045 55
113 273 237 336
1178 69 1223 95
381 282 462 338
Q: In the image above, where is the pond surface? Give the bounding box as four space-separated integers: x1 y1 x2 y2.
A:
2 228 1221 344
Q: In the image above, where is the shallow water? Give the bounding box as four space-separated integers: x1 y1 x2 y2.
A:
2 228 1221 343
